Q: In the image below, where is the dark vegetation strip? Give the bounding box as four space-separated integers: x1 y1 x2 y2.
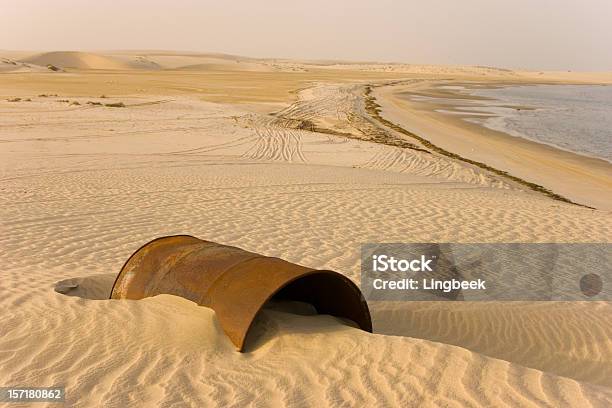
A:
364 84 591 208
273 115 430 153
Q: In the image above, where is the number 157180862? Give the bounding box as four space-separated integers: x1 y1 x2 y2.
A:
0 387 65 402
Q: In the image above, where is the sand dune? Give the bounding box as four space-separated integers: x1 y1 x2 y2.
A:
19 51 278 72
7 49 612 82
5 275 610 408
373 301 612 387
106 51 249 70
110 55 162 70
21 51 146 70
1 57 611 406
0 57 51 73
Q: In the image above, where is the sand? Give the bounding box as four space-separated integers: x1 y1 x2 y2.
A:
373 81 612 210
1 52 611 407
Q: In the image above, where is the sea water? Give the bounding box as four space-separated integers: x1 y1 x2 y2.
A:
460 85 612 162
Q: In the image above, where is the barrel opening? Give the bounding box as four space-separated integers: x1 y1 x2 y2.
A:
271 271 372 331
241 271 373 351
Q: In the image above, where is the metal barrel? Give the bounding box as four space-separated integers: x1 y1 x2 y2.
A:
110 235 372 351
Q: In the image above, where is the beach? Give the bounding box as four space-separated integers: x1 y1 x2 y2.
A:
1 51 611 407
373 80 612 210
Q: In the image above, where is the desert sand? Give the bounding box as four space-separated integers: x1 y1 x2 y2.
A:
1 51 611 407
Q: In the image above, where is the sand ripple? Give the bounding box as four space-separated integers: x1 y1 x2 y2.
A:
1 93 610 407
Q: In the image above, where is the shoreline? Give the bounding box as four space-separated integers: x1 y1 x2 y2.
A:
370 80 612 211
422 82 612 164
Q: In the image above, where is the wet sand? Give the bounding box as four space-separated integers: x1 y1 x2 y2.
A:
374 80 612 210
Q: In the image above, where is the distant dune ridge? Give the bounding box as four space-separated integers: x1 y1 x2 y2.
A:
2 49 611 81
0 50 611 407
13 50 278 71
19 51 159 70
0 56 50 73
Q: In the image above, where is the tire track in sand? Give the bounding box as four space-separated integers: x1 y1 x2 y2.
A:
243 127 307 163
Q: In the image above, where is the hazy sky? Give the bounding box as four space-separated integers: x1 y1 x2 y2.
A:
2 0 611 70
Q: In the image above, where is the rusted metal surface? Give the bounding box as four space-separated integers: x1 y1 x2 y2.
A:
110 235 372 351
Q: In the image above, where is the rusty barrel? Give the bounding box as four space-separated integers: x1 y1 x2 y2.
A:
110 235 372 351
